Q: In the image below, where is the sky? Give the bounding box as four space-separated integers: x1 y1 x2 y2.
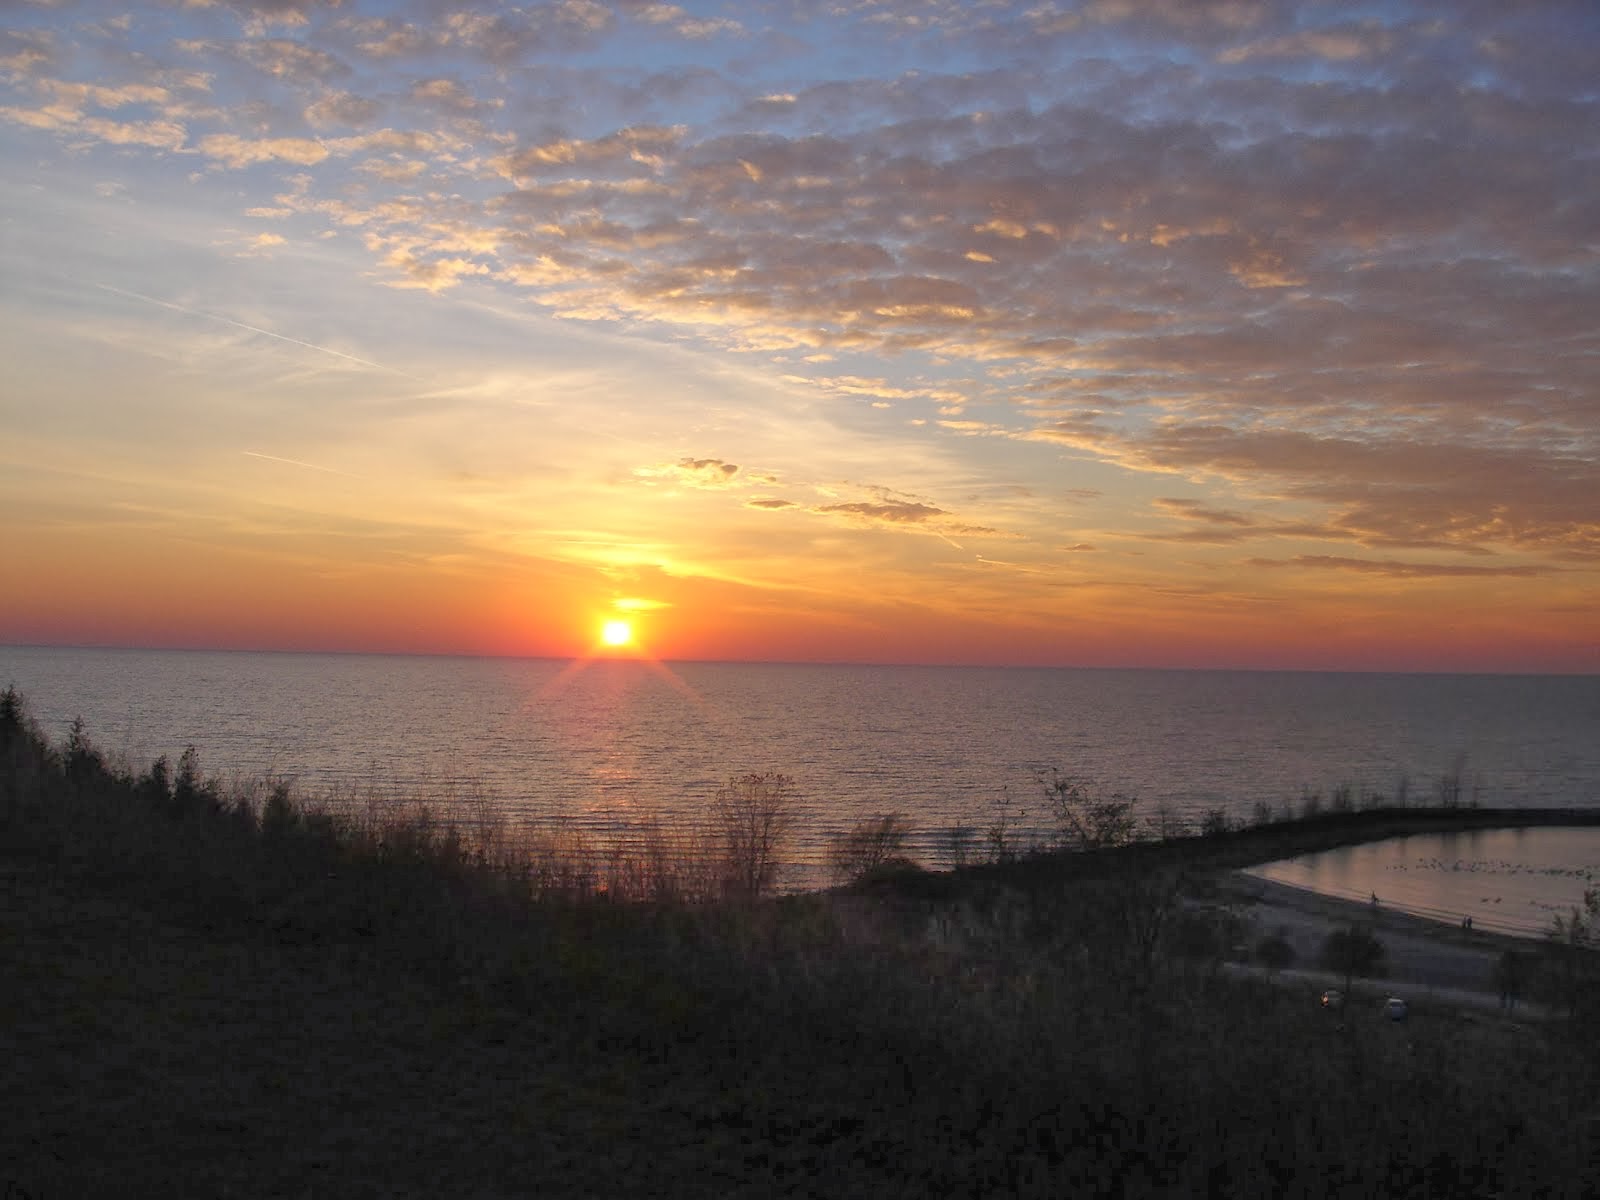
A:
1 0 1596 673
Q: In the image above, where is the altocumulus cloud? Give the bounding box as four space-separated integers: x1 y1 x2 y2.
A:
0 0 1595 666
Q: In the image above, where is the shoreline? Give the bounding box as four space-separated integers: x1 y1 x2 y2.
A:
1224 870 1541 947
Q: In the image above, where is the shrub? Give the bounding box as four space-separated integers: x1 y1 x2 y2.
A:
1320 925 1386 979
1145 803 1185 841
1250 800 1275 827
713 772 795 899
828 813 915 885
1494 948 1534 1013
855 857 925 886
984 787 1026 863
1255 932 1297 970
1200 807 1230 837
940 822 977 870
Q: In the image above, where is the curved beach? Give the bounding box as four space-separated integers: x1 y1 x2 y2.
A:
1220 870 1542 1010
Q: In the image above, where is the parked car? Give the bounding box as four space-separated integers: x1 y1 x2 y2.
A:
1320 988 1344 1010
1384 997 1409 1021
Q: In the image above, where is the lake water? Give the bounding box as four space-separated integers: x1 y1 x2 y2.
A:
1246 827 1600 937
4 646 1598 888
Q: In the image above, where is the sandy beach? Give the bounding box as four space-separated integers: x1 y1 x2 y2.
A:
1218 870 1544 1014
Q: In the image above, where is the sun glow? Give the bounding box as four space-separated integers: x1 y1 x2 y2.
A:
600 618 634 648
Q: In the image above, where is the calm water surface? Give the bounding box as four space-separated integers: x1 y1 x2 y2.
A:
4 646 1597 887
1247 827 1600 937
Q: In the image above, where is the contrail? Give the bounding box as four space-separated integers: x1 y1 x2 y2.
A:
96 283 414 376
242 450 364 479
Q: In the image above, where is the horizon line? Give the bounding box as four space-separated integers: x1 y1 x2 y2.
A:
2 639 1595 679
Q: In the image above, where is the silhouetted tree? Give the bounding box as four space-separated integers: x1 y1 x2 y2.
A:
1321 924 1386 989
138 755 172 809
64 716 103 783
714 772 795 899
0 686 22 737
1495 948 1534 1013
1044 771 1137 851
172 745 219 816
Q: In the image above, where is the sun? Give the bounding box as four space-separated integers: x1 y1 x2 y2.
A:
600 618 634 648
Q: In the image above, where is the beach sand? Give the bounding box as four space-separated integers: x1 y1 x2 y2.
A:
1218 869 1543 1014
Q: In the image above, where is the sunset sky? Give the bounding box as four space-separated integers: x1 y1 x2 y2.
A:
2 0 1596 672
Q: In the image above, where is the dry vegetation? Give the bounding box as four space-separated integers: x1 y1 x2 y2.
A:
4 687 1599 1197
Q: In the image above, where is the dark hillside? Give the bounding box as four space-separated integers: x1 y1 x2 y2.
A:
4 690 1597 1198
